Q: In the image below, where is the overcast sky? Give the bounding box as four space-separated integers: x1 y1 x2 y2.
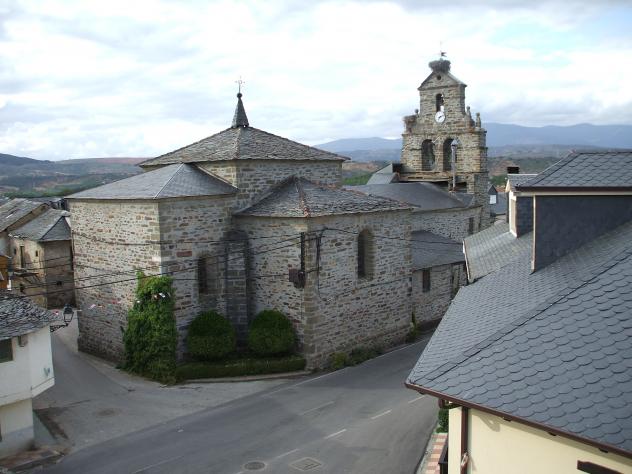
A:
1 0 631 160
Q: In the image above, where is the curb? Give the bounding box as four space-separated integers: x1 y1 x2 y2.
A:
0 445 66 473
185 370 311 384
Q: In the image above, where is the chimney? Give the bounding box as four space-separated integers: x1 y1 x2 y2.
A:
506 166 520 175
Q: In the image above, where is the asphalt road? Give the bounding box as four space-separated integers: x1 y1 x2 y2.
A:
41 337 437 474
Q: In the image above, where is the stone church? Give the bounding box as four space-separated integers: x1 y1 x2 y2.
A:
67 58 488 369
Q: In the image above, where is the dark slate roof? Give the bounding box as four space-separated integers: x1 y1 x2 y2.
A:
0 199 46 232
67 163 237 200
411 231 463 270
236 176 411 218
0 290 56 339
366 164 399 185
139 126 348 167
518 150 632 189
408 220 632 455
506 173 537 191
346 183 468 212
10 209 71 241
464 222 531 281
490 193 507 216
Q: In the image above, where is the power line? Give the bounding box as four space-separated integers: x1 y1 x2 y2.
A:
9 237 311 298
19 235 304 290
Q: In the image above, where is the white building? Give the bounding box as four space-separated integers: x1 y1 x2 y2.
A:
0 291 55 459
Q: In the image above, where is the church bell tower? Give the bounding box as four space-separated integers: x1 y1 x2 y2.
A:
400 57 489 225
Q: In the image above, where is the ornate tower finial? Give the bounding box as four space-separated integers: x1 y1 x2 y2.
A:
232 77 249 128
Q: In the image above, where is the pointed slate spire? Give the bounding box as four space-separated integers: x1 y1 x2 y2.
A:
231 92 249 128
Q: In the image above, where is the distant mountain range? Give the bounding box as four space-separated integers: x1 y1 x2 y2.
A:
1 122 631 196
316 123 632 159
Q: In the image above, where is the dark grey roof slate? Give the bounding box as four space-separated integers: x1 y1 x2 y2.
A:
507 174 537 191
490 193 507 216
236 177 411 218
10 209 70 241
67 164 237 200
139 126 348 167
0 290 56 339
0 199 46 232
411 231 463 270
408 220 632 454
463 222 531 281
232 93 249 128
346 183 467 212
366 164 399 185
518 150 632 189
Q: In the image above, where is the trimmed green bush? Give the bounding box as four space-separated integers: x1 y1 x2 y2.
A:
123 272 177 384
175 355 306 381
330 352 349 370
187 311 236 361
248 310 296 357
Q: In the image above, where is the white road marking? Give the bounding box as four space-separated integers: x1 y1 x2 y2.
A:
300 400 334 415
324 429 347 439
132 455 183 473
274 448 299 459
407 395 425 404
265 371 343 396
371 409 392 420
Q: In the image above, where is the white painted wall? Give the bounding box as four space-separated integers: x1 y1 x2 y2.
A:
448 407 632 474
0 326 54 406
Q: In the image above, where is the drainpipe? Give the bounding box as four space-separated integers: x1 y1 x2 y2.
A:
460 407 469 474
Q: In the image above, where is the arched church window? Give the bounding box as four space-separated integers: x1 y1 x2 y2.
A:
443 138 456 171
435 93 445 112
422 140 435 171
357 229 374 280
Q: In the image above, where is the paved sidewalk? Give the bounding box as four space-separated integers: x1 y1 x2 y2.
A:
33 319 287 453
417 431 447 474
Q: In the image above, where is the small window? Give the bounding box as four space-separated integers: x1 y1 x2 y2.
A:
197 257 208 294
435 93 445 112
35 250 39 257
357 229 374 280
468 217 475 235
19 246 25 268
422 269 431 292
0 339 12 363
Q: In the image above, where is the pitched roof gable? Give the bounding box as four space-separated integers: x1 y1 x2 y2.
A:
408 220 632 456
236 176 411 218
518 150 632 190
10 208 71 241
139 126 348 168
66 163 237 200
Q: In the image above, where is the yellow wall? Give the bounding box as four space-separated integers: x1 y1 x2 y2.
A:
448 407 632 474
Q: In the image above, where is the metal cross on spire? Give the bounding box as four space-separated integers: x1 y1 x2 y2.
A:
235 76 245 96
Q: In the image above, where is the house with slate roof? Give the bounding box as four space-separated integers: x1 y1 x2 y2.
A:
0 290 55 459
8 209 74 309
67 93 420 367
0 199 49 256
406 150 632 474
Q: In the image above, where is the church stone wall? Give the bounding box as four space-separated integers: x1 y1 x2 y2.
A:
235 216 308 343
68 200 162 362
412 263 465 326
301 211 412 369
412 207 482 241
156 196 235 354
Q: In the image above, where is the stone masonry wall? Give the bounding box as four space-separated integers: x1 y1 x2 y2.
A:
200 160 342 211
41 240 75 308
156 196 236 355
235 216 308 345
301 211 413 369
69 200 162 362
412 207 482 241
412 263 465 326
